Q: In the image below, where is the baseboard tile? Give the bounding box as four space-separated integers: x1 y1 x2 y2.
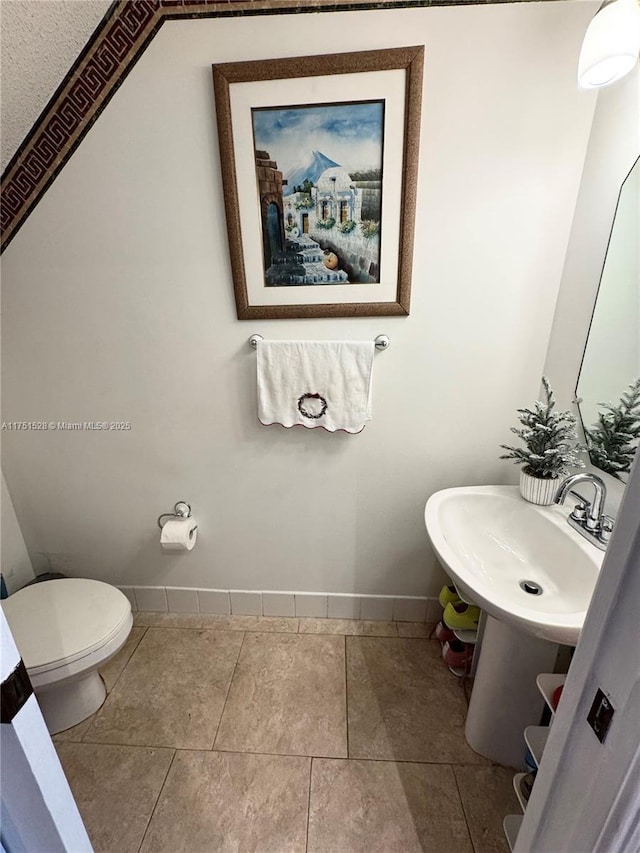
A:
118 586 137 610
426 598 444 623
294 593 328 618
328 594 360 620
393 597 428 623
196 589 231 615
230 590 263 616
166 587 198 613
133 586 167 612
121 586 439 622
360 596 395 621
263 592 296 617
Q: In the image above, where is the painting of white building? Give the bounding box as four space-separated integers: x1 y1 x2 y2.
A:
252 101 384 286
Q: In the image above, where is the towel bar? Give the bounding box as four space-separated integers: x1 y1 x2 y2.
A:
249 334 390 350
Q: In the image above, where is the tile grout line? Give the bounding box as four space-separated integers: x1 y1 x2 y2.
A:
344 635 350 759
191 746 489 768
133 614 436 639
210 631 248 751
451 764 478 853
57 739 493 767
106 626 147 697
132 625 407 639
305 757 314 853
136 748 178 853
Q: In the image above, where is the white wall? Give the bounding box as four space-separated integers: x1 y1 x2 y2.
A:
544 67 640 511
1 473 34 592
1 2 598 596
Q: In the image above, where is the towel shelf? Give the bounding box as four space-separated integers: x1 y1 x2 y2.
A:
248 334 390 350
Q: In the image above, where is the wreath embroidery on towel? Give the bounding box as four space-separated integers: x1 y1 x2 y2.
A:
297 393 328 420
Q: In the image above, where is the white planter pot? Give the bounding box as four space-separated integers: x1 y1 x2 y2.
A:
519 470 559 505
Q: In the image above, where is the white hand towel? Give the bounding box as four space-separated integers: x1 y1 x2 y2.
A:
257 340 375 433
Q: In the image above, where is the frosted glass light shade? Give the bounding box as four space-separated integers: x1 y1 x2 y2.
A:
578 0 640 89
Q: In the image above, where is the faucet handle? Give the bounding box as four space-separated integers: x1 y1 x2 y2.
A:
570 500 590 523
598 515 615 545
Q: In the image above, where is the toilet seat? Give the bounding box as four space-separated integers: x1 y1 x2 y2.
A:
2 578 132 681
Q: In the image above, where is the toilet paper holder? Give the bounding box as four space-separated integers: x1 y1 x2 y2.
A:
157 501 193 530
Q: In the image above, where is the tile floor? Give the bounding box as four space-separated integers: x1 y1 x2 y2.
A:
53 614 519 853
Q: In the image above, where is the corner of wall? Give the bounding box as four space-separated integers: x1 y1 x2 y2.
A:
1 472 35 592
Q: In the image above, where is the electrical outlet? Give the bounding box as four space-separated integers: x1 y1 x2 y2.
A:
6 568 14 578
587 688 615 743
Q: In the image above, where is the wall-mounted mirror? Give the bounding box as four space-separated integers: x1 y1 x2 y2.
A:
576 156 640 482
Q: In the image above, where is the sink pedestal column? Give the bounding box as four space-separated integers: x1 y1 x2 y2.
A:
465 615 558 769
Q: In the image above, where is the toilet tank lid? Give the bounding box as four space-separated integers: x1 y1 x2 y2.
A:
1 578 131 671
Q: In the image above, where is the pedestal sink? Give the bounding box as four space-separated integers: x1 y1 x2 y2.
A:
424 485 604 768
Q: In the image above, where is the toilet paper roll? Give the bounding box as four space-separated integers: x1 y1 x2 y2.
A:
160 518 198 551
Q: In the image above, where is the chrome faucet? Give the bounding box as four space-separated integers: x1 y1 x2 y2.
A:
555 473 613 551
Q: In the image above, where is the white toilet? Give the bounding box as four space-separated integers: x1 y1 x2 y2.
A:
1 578 132 734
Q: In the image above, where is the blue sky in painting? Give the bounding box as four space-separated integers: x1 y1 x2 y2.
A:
252 100 384 176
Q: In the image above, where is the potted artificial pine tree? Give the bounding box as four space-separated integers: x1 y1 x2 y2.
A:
585 378 640 481
500 377 584 505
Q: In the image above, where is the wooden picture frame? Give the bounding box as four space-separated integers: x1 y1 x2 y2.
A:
212 46 424 320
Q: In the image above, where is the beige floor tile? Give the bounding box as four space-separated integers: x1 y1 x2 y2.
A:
347 637 486 763
84 628 243 749
299 617 398 637
140 750 310 853
454 765 520 853
133 612 200 628
56 742 173 853
307 758 473 853
215 632 347 757
397 622 436 638
100 625 146 692
199 614 299 632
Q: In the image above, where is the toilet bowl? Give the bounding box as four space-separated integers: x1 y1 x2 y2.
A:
1 578 132 734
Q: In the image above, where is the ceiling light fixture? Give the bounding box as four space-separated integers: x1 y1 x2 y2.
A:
578 0 640 89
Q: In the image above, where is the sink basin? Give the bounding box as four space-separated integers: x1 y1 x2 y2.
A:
425 485 604 644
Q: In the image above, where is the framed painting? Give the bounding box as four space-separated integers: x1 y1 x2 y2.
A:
212 46 424 320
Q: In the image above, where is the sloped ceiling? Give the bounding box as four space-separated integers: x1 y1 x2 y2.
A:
1 0 112 172
0 0 584 251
